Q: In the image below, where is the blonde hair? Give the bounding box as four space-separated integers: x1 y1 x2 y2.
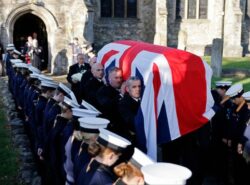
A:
82 132 98 142
88 141 118 157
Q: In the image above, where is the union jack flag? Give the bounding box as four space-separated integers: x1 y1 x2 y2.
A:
97 40 215 160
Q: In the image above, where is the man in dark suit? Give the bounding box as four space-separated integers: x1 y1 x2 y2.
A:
96 67 124 134
79 56 97 100
118 76 141 143
84 63 104 108
67 53 90 103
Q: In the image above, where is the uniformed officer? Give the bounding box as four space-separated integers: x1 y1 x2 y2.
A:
47 96 79 185
42 83 72 142
76 128 131 185
12 49 22 59
64 116 109 185
35 78 58 158
4 44 15 75
243 91 250 110
25 73 41 147
210 81 234 183
226 83 250 185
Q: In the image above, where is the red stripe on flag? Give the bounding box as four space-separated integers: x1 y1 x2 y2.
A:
100 50 119 65
118 42 168 80
164 50 208 135
153 63 161 128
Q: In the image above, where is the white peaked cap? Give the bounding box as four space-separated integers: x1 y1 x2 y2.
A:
78 117 109 131
28 66 41 74
69 91 78 104
14 63 29 68
225 83 243 97
40 80 58 89
63 96 80 108
10 59 23 64
215 81 232 87
7 47 15 51
97 128 131 151
242 91 250 101
141 163 192 185
72 108 100 118
7 43 15 47
30 73 40 79
38 74 53 81
130 148 155 169
58 83 71 95
13 49 21 55
81 99 101 113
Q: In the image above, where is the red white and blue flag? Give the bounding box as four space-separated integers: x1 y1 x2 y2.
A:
97 40 215 160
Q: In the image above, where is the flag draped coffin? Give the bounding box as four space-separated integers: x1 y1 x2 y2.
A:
97 40 215 160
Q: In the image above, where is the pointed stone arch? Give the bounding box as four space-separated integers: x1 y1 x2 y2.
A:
4 3 60 71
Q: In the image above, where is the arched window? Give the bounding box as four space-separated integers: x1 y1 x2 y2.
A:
176 0 208 19
101 0 137 18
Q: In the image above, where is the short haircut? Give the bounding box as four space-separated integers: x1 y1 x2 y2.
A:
126 76 141 87
108 67 121 77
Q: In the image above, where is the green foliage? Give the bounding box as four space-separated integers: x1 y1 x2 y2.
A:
0 107 18 185
204 56 250 91
202 56 250 69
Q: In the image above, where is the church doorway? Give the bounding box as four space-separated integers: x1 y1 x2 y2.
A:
13 13 48 70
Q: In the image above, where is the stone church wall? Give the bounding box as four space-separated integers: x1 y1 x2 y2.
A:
93 0 156 50
0 0 249 74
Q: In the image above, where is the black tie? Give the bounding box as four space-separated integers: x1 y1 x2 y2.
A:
79 65 84 71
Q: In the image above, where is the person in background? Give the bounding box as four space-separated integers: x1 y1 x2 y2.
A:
31 33 42 69
23 36 33 64
67 53 90 103
69 37 82 65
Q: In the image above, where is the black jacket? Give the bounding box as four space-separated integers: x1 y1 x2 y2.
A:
84 77 104 108
96 85 123 133
66 63 90 102
118 93 140 133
